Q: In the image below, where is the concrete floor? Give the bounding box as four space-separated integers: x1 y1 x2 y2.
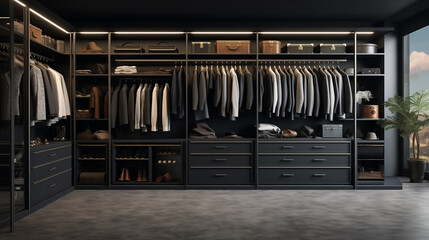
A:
1 183 429 240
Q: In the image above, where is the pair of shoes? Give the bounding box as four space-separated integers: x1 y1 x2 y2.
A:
136 169 148 182
155 172 172 183
118 168 130 181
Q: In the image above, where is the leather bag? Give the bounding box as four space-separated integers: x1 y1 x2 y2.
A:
216 40 250 54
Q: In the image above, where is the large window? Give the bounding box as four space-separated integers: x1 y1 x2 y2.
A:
409 25 429 162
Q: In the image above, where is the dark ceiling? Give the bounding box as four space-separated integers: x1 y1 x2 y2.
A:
29 0 429 31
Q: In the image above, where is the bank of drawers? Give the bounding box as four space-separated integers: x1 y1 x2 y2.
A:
189 140 253 185
30 142 72 205
259 140 351 185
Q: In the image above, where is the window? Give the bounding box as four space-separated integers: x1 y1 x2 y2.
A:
409 25 429 163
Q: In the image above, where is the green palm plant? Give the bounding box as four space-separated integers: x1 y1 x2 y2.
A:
380 89 429 160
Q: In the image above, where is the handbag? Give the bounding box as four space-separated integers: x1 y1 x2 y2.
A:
114 42 144 53
148 42 178 53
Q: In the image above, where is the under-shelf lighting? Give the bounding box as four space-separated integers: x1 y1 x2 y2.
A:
114 32 185 35
13 0 69 34
260 32 352 35
190 32 254 34
356 32 375 35
14 0 26 7
29 9 69 34
79 32 109 34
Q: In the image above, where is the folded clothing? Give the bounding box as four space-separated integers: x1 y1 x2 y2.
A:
76 69 92 74
258 123 281 139
190 122 216 139
114 65 137 74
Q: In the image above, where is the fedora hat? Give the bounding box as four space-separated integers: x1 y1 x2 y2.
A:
79 42 104 53
365 132 379 140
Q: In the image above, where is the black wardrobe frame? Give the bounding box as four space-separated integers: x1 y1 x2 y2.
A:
71 30 396 190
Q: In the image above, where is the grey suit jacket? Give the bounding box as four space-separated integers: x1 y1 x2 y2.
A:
238 68 245 109
30 64 46 123
294 68 304 114
220 67 227 118
170 68 178 115
279 68 288 117
178 68 185 118
37 65 56 118
333 68 344 116
213 68 222 107
258 69 264 113
309 68 320 117
128 84 136 131
337 67 353 114
111 85 121 128
287 68 296 120
144 84 153 125
195 69 210 121
198 69 207 111
119 84 128 125
304 68 314 117
192 69 199 111
244 68 253 110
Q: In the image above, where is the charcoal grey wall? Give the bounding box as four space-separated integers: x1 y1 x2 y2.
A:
384 32 401 176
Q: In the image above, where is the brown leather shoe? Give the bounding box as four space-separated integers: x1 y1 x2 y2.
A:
163 172 172 182
125 168 130 181
118 168 125 181
155 175 163 183
136 169 142 182
282 129 298 138
142 169 148 182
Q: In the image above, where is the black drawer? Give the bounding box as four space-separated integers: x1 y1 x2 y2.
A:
31 144 72 167
189 141 251 154
259 168 350 185
189 155 252 167
189 168 252 185
259 155 350 167
258 142 350 153
31 156 72 182
31 169 72 205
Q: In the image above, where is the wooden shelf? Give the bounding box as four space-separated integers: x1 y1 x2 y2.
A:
76 74 108 77
78 158 106 161
115 158 149 161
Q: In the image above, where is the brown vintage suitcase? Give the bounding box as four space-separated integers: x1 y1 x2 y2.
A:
30 25 43 43
216 40 250 54
284 43 314 53
260 40 281 53
359 105 379 118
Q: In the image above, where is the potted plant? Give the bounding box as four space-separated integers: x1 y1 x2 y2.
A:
380 90 429 182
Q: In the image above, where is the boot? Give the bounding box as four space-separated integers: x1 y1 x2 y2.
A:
163 172 172 182
125 168 130 181
136 169 142 182
118 168 125 181
142 169 148 182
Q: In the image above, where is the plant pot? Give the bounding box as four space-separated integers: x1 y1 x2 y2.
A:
408 158 426 183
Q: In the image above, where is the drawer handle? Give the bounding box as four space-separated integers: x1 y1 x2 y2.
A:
214 173 227 177
313 174 327 177
282 173 294 177
48 183 57 188
313 159 326 162
313 146 326 149
282 146 295 149
214 146 228 149
48 167 57 171
48 153 57 157
281 159 294 162
214 159 227 161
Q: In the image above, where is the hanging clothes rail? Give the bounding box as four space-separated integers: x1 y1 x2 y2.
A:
115 59 186 63
259 59 347 62
0 42 54 62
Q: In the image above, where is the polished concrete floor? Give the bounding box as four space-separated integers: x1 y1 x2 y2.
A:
1 182 429 240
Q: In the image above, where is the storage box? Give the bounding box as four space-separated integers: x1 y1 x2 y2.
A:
216 40 250 54
192 42 211 53
317 43 346 53
260 40 281 53
359 105 379 118
360 68 381 74
356 43 378 53
285 43 314 54
322 124 343 138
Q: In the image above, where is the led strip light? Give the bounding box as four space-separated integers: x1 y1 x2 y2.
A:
14 0 69 34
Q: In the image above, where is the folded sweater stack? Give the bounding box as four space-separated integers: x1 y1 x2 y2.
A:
114 66 137 74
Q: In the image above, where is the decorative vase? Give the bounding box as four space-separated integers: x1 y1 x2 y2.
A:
408 158 426 183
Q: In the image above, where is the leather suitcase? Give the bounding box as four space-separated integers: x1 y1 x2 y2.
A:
317 43 346 53
359 105 379 118
322 124 343 138
192 42 211 53
216 40 250 54
260 40 281 53
284 43 314 53
30 25 43 43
